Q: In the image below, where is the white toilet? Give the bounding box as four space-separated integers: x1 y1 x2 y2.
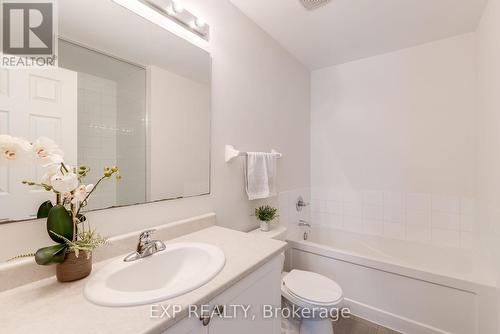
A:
250 226 344 334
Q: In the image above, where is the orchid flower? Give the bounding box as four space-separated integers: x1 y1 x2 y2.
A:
40 164 61 187
0 135 32 166
50 167 79 194
71 184 94 205
32 137 64 167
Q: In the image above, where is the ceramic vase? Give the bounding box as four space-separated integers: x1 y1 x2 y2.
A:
56 251 92 282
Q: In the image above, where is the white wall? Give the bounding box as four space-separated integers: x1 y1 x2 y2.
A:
191 0 311 231
0 0 310 260
148 65 210 200
476 0 500 321
310 34 478 248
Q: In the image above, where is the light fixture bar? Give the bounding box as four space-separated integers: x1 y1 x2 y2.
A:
112 0 209 41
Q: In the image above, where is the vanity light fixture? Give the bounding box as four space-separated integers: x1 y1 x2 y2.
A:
112 0 209 40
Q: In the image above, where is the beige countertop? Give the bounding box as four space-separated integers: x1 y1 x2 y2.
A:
0 226 286 334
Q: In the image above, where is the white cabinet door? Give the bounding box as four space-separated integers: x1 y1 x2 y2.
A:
164 316 208 334
0 68 77 220
163 256 282 334
208 256 282 334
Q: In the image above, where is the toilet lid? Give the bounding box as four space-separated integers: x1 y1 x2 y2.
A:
283 270 343 305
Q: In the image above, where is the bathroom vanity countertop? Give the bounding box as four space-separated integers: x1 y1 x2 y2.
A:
0 226 287 334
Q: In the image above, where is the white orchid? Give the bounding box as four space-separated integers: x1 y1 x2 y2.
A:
32 137 64 167
71 184 94 204
13 135 120 265
0 135 32 165
51 169 79 194
40 164 61 187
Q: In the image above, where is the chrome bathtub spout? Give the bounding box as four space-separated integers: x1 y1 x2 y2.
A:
298 220 311 228
298 220 311 240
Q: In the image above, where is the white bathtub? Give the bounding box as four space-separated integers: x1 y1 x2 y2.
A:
286 227 498 334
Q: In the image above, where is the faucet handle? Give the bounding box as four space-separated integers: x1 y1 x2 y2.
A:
138 229 156 245
296 196 310 212
125 229 165 262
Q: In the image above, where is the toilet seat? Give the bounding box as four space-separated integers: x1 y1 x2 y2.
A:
282 270 343 308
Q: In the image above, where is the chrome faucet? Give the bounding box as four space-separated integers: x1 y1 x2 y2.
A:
123 229 167 262
298 220 311 240
298 219 311 228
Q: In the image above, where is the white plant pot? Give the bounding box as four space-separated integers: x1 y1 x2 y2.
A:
260 221 270 232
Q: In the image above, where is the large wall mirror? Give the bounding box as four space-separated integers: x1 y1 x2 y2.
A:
0 0 211 223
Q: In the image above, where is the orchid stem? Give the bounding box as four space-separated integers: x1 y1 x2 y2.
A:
60 162 69 174
75 175 107 217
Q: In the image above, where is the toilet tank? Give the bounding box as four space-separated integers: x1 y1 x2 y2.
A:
249 225 287 241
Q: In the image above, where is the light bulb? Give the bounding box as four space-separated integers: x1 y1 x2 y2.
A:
172 1 184 14
195 17 206 28
166 6 175 15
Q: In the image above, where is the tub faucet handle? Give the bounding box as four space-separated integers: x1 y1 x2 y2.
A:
296 196 310 212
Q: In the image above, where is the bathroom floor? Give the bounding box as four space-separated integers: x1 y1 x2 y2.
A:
282 314 401 334
332 315 402 334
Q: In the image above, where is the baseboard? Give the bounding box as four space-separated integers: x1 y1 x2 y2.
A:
343 298 453 334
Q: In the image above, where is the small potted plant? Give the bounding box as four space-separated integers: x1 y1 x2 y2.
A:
255 205 278 232
1 135 120 282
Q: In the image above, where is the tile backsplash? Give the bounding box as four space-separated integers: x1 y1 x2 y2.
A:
77 73 118 210
310 187 477 249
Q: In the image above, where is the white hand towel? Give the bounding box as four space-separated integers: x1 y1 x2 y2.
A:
245 152 277 200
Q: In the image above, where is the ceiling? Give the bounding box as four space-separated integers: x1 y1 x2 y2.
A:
230 0 488 70
59 0 211 83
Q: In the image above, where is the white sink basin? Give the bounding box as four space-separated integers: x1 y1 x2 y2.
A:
84 242 225 307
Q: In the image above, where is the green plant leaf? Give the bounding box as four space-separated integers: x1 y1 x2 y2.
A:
36 200 53 219
35 244 67 265
255 205 278 222
47 205 74 244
